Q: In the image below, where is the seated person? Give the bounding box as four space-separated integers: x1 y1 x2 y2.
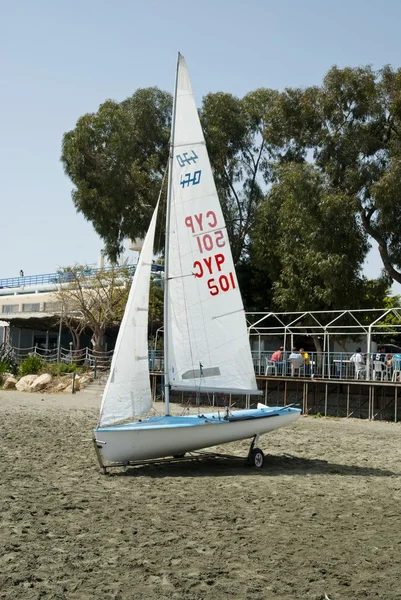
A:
299 348 310 365
375 346 386 362
271 346 284 363
289 347 304 371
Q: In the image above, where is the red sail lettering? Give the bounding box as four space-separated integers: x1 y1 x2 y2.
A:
194 213 203 231
206 210 217 228
193 261 203 278
185 216 194 233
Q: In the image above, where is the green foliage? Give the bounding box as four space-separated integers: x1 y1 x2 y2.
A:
201 89 280 263
148 281 163 335
0 346 17 376
62 87 279 267
236 257 273 312
18 355 47 376
56 264 133 353
48 362 79 376
61 67 401 312
254 163 368 311
61 89 172 261
0 359 16 376
273 65 401 284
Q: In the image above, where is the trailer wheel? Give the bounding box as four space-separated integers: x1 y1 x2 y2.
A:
248 448 264 468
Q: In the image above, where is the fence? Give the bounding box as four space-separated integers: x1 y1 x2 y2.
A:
0 262 166 290
4 345 401 384
6 345 114 371
251 350 401 382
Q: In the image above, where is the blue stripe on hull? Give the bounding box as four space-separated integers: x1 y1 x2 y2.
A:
95 407 301 433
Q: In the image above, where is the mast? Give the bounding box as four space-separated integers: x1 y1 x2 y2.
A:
163 53 180 417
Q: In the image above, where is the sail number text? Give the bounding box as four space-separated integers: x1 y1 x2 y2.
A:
185 211 236 296
184 211 225 254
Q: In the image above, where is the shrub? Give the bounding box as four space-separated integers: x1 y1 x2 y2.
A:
0 359 16 376
48 362 78 376
0 346 17 376
18 354 47 376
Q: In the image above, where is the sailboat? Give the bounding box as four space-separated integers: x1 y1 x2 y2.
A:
93 54 301 471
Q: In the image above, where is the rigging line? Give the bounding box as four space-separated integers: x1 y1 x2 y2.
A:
169 183 198 387
192 225 228 237
167 272 196 281
213 308 245 320
174 141 206 149
149 158 169 340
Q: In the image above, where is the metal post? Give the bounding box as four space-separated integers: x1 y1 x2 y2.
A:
57 316 62 363
72 372 76 394
327 333 330 379
94 358 98 380
366 325 372 381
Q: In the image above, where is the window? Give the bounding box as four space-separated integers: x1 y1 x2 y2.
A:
2 305 19 313
22 303 40 312
44 302 62 313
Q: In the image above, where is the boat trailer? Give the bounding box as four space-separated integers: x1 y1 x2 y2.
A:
93 434 265 475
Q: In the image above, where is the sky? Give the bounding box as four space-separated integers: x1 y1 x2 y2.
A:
1 0 401 294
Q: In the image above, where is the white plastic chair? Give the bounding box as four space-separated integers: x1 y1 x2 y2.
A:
355 365 366 379
265 358 278 376
373 360 386 381
392 358 401 382
289 357 304 377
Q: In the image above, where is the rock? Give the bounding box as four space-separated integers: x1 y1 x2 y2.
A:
79 374 93 387
54 381 70 392
74 376 80 391
3 376 17 389
30 373 52 391
16 375 39 392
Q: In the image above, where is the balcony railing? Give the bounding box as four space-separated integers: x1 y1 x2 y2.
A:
251 351 401 382
0 263 165 290
3 346 401 383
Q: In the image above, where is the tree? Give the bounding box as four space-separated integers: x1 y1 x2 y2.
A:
55 298 87 351
62 87 282 267
61 88 172 261
55 266 164 354
272 65 401 284
55 266 131 354
254 163 369 312
200 89 281 263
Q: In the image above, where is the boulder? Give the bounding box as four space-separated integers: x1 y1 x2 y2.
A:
30 373 52 391
54 381 70 392
16 374 39 391
3 376 17 389
79 374 93 387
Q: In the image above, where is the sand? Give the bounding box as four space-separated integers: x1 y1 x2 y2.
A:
1 390 401 600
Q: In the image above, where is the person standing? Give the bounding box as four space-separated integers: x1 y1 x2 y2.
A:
350 347 365 378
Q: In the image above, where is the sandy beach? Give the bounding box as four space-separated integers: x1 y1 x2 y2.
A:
1 389 401 600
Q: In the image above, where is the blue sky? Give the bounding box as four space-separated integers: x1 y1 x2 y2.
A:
1 0 401 293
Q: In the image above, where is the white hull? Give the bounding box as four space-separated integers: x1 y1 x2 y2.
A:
94 406 301 464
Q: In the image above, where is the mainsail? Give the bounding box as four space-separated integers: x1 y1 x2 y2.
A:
166 55 259 395
98 203 159 426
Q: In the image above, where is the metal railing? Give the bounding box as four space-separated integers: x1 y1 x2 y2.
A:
0 263 165 290
3 346 400 383
251 351 401 382
7 345 114 369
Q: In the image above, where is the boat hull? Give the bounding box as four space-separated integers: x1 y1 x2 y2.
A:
94 405 301 464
